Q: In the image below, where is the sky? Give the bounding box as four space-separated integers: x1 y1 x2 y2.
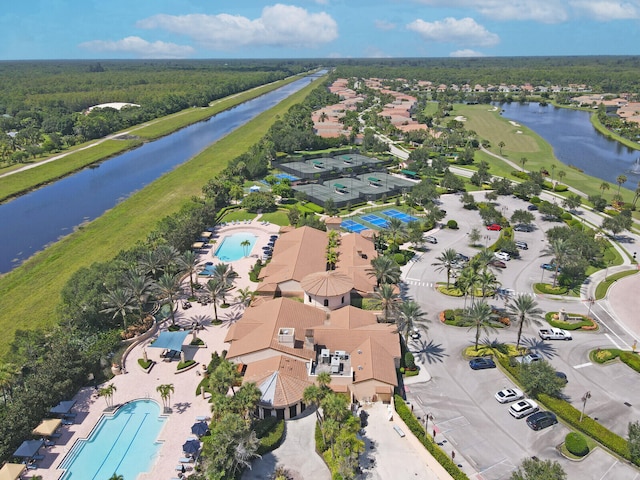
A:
1 0 639 60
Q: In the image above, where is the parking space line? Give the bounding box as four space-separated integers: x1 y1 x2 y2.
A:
573 362 593 369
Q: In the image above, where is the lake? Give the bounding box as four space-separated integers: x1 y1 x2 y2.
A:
0 72 323 274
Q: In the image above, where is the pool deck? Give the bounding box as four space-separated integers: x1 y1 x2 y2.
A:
32 220 279 480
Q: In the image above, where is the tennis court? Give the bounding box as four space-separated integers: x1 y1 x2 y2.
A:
341 219 368 233
361 214 389 228
383 209 418 223
275 173 299 182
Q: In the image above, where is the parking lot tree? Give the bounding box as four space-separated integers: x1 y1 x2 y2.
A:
464 301 496 350
432 248 459 288
478 203 502 226
587 194 608 212
520 360 566 398
541 238 571 287
469 227 481 246
538 201 564 221
562 194 582 212
506 294 543 351
628 420 640 463
407 224 424 248
513 180 542 200
440 170 465 192
510 458 566 480
470 160 491 186
510 209 535 226
460 192 477 209
490 177 514 196
485 190 498 202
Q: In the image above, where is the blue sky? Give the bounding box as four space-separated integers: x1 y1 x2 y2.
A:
1 0 639 60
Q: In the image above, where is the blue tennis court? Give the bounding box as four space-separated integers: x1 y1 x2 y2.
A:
361 214 389 228
275 173 299 182
383 209 418 223
341 219 368 233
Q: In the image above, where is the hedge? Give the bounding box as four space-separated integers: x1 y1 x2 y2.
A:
256 418 285 455
394 395 470 480
537 393 632 463
565 432 589 457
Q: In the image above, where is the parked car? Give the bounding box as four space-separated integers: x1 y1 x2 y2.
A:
527 204 539 211
515 241 528 250
516 353 543 364
495 388 524 404
509 399 539 419
555 371 568 384
488 259 507 269
469 357 496 370
514 224 534 232
425 235 438 244
410 329 421 340
456 253 470 262
540 263 556 271
495 251 511 261
539 327 572 341
526 411 558 430
487 223 502 231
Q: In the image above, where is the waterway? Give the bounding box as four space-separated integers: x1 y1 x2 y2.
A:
0 72 324 274
498 102 640 189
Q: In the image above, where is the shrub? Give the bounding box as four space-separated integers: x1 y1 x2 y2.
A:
405 352 416 370
530 196 541 204
257 419 285 455
565 432 589 457
561 212 572 221
447 219 458 229
394 395 470 480
620 352 640 373
394 253 407 265
444 310 455 321
554 184 569 192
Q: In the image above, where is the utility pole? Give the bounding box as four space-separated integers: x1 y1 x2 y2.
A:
580 391 591 422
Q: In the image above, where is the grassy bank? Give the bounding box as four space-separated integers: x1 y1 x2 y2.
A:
0 75 303 204
455 104 637 204
0 75 324 358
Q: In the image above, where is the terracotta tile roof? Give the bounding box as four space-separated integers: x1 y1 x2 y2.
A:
325 216 343 225
336 233 377 294
226 297 326 360
242 355 312 407
326 306 377 329
300 271 354 297
350 337 398 386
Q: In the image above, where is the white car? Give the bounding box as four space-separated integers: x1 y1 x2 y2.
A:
509 399 539 419
495 251 511 261
495 388 524 404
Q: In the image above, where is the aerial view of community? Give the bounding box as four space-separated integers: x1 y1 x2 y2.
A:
1 2 640 480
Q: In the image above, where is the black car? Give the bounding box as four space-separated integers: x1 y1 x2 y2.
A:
526 411 558 430
515 241 528 250
527 204 539 211
514 224 533 232
555 371 568 384
469 357 496 370
456 253 470 262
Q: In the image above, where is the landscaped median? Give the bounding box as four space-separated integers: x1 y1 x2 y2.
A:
394 395 469 480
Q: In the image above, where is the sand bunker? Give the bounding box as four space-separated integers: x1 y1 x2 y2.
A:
509 121 521 127
454 115 467 122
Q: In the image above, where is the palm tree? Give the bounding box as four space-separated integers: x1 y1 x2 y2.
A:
464 301 496 350
366 256 401 287
108 474 124 480
633 182 640 209
303 384 325 425
541 238 571 287
0 363 18 406
316 371 332 391
101 287 135 330
383 217 406 246
616 174 628 197
156 383 175 412
155 244 181 276
498 141 505 155
178 250 201 298
557 170 566 183
205 278 226 321
240 239 251 257
234 382 262 420
474 249 496 272
373 283 400 323
138 249 164 279
520 157 528 171
600 181 610 196
235 287 255 307
231 431 261 477
121 270 153 321
211 263 238 303
326 248 339 271
98 383 117 409
154 273 182 325
397 301 428 344
478 270 500 299
457 267 480 308
507 294 544 351
550 163 556 182
432 248 458 288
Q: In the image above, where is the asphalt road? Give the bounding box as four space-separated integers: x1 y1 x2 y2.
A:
401 192 640 480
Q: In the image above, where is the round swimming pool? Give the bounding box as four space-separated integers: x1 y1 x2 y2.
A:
214 232 257 261
58 400 166 480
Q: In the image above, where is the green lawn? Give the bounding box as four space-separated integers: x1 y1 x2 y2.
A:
260 209 290 226
220 209 257 222
0 75 325 358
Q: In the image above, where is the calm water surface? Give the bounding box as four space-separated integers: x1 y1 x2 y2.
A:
0 73 323 273
498 102 640 188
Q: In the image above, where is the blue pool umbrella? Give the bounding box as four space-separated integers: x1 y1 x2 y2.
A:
49 400 76 416
13 439 44 458
191 422 209 437
182 439 201 455
149 331 191 352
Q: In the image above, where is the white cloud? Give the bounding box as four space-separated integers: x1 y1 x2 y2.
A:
412 0 568 23
450 49 485 57
375 20 397 31
569 0 640 20
137 4 338 50
79 36 194 58
407 17 499 47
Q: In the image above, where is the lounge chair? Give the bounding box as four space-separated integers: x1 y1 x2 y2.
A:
62 419 74 425
32 454 45 461
195 415 210 422
179 457 193 463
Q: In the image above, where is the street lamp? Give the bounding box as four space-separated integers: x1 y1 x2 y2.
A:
587 297 595 318
580 391 591 422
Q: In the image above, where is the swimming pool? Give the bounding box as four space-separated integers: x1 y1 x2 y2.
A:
214 232 257 261
58 400 166 480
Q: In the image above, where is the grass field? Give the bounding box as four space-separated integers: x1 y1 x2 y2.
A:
0 75 324 358
260 209 290 226
0 75 302 204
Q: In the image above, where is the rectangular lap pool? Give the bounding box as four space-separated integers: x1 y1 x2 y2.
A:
58 400 166 480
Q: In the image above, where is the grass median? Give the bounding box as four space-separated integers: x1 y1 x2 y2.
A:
0 75 324 359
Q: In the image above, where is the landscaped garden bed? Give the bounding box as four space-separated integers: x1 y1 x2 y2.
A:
590 348 640 373
545 311 597 330
440 308 509 327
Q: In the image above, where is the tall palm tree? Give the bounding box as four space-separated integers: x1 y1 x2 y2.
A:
557 170 566 183
600 181 610 196
397 301 428 344
156 383 175 411
205 278 226 321
498 141 505 155
98 383 117 408
121 270 153 321
109 474 124 480
474 249 496 272
383 217 407 246
464 301 496 350
366 256 401 287
507 294 544 351
303 384 325 425
178 250 201 298
541 238 571 287
478 270 500 299
432 248 458 288
138 249 164 280
154 273 181 325
373 283 400 323
616 174 628 197
231 431 261 477
101 287 135 330
155 244 181 276
234 382 262 420
520 157 528 170
211 263 238 303
457 267 480 308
